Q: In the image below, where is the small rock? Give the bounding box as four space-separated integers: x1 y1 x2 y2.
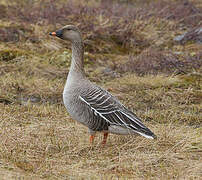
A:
174 26 202 44
30 95 41 103
102 67 120 78
174 34 185 42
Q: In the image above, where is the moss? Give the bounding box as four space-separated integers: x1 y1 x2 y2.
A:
47 50 71 68
180 73 202 89
0 49 27 62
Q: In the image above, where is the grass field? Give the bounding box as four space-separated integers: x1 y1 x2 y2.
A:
0 0 201 179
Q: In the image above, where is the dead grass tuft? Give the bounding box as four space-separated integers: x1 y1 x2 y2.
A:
149 0 202 28
116 48 202 75
0 105 201 179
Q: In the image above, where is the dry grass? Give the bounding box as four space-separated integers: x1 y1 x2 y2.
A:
0 103 201 179
0 0 202 179
0 73 201 179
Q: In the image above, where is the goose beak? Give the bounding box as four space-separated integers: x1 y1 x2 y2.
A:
49 32 57 36
49 30 63 38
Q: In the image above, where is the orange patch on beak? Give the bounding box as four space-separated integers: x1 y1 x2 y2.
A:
49 32 57 36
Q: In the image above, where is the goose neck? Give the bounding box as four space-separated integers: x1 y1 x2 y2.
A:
69 41 85 75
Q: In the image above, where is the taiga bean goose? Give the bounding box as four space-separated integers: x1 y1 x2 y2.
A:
49 25 157 145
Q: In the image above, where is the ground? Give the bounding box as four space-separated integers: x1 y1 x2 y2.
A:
0 0 201 179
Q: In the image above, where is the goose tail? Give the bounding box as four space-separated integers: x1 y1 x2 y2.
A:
136 128 157 140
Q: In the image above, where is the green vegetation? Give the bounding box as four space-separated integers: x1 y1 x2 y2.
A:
0 0 201 179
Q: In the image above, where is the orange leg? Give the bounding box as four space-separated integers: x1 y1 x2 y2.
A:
102 132 109 145
90 134 95 144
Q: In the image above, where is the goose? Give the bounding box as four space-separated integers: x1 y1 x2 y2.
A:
49 25 157 145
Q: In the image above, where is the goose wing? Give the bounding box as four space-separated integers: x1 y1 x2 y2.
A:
79 87 156 139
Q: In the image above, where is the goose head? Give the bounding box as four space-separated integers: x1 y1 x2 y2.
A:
49 25 82 42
